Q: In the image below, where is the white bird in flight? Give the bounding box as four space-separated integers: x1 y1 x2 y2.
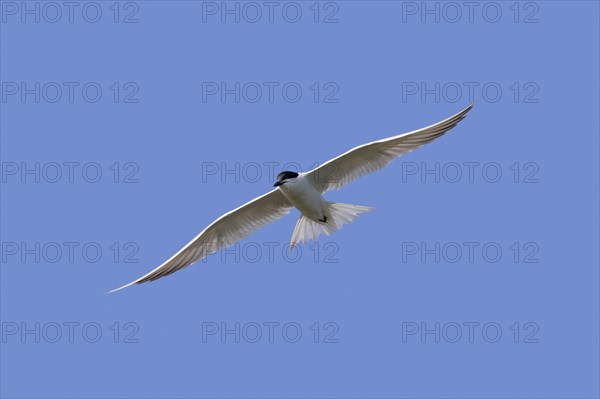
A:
110 104 473 292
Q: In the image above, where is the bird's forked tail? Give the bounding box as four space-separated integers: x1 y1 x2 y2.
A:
290 202 372 250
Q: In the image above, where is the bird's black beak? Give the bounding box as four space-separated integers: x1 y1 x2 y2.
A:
273 181 283 187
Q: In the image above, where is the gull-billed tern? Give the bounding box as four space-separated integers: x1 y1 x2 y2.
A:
110 103 473 292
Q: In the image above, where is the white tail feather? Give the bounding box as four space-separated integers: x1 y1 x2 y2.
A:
290 202 372 250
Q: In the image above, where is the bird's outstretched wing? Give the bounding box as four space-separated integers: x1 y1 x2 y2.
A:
110 189 292 292
306 103 474 193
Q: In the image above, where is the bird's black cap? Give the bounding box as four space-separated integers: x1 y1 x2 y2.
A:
274 171 299 187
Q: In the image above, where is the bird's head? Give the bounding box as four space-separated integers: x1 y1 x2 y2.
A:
273 171 299 187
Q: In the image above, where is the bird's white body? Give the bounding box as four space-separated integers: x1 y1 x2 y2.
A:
110 103 474 292
276 173 372 249
278 174 328 222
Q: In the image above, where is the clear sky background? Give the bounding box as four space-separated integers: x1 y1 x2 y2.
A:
1 1 599 398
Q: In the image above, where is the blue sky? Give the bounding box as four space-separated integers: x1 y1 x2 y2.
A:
1 2 599 398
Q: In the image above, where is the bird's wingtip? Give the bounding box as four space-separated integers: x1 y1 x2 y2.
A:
106 281 136 294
